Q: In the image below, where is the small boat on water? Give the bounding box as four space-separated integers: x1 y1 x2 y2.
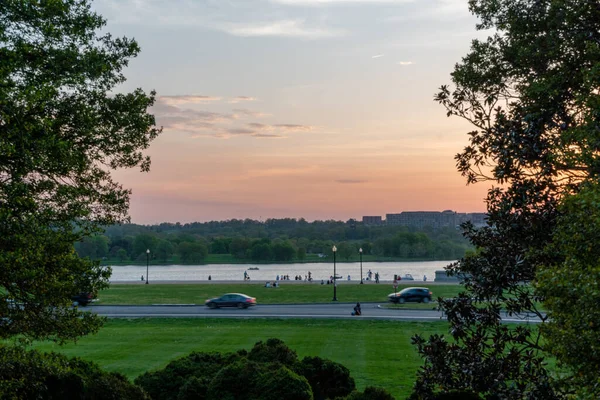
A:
248 267 259 270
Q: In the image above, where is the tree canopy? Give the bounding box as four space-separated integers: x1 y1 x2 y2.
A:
536 184 600 399
0 0 160 342
0 345 148 399
412 0 600 398
135 338 392 400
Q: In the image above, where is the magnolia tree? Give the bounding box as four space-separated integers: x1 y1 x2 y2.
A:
411 0 600 398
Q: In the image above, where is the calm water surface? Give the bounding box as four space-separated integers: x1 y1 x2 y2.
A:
108 261 455 282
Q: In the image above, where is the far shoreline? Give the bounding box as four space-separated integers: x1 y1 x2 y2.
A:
101 258 457 267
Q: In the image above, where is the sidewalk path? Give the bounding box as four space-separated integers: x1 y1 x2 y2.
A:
111 280 459 285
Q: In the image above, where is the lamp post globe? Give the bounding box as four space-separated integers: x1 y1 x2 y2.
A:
359 248 363 284
146 249 150 285
332 245 338 301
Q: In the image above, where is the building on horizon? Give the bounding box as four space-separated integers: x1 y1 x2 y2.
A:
456 212 487 227
362 216 383 225
385 210 458 229
364 210 488 230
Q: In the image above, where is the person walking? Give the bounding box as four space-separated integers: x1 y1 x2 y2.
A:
244 270 248 280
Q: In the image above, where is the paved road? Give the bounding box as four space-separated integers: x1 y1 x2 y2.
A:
87 303 542 323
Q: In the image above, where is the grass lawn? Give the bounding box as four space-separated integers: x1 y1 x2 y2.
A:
97 283 464 305
32 318 449 399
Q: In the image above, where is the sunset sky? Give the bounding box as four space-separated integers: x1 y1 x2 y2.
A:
94 0 492 224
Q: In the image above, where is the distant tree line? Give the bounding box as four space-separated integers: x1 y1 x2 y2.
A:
74 219 473 263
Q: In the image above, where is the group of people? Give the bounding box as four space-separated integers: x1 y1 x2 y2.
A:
237 270 427 283
364 270 380 283
276 271 312 281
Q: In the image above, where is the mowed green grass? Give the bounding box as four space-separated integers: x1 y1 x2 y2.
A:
97 283 463 305
33 318 448 399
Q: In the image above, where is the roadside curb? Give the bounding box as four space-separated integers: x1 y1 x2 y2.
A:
92 302 381 307
91 302 429 310
376 304 439 311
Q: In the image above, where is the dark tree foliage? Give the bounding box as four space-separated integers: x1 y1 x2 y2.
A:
177 241 208 263
135 339 380 400
0 345 148 399
134 351 245 400
271 240 296 261
250 242 274 262
411 0 600 398
176 376 206 400
0 1 160 342
536 184 600 399
297 356 356 400
247 338 299 367
206 358 313 400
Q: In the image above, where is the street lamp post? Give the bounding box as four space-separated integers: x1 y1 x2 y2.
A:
359 248 363 284
146 249 150 285
332 245 338 301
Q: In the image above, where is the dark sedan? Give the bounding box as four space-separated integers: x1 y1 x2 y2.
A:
72 292 95 306
388 287 432 304
205 293 257 309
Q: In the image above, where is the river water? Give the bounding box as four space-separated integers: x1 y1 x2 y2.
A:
108 260 455 282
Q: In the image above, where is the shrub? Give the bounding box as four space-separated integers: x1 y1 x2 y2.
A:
247 338 299 368
298 356 355 400
136 339 361 400
0 345 148 399
135 351 242 400
176 376 210 400
206 358 312 400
